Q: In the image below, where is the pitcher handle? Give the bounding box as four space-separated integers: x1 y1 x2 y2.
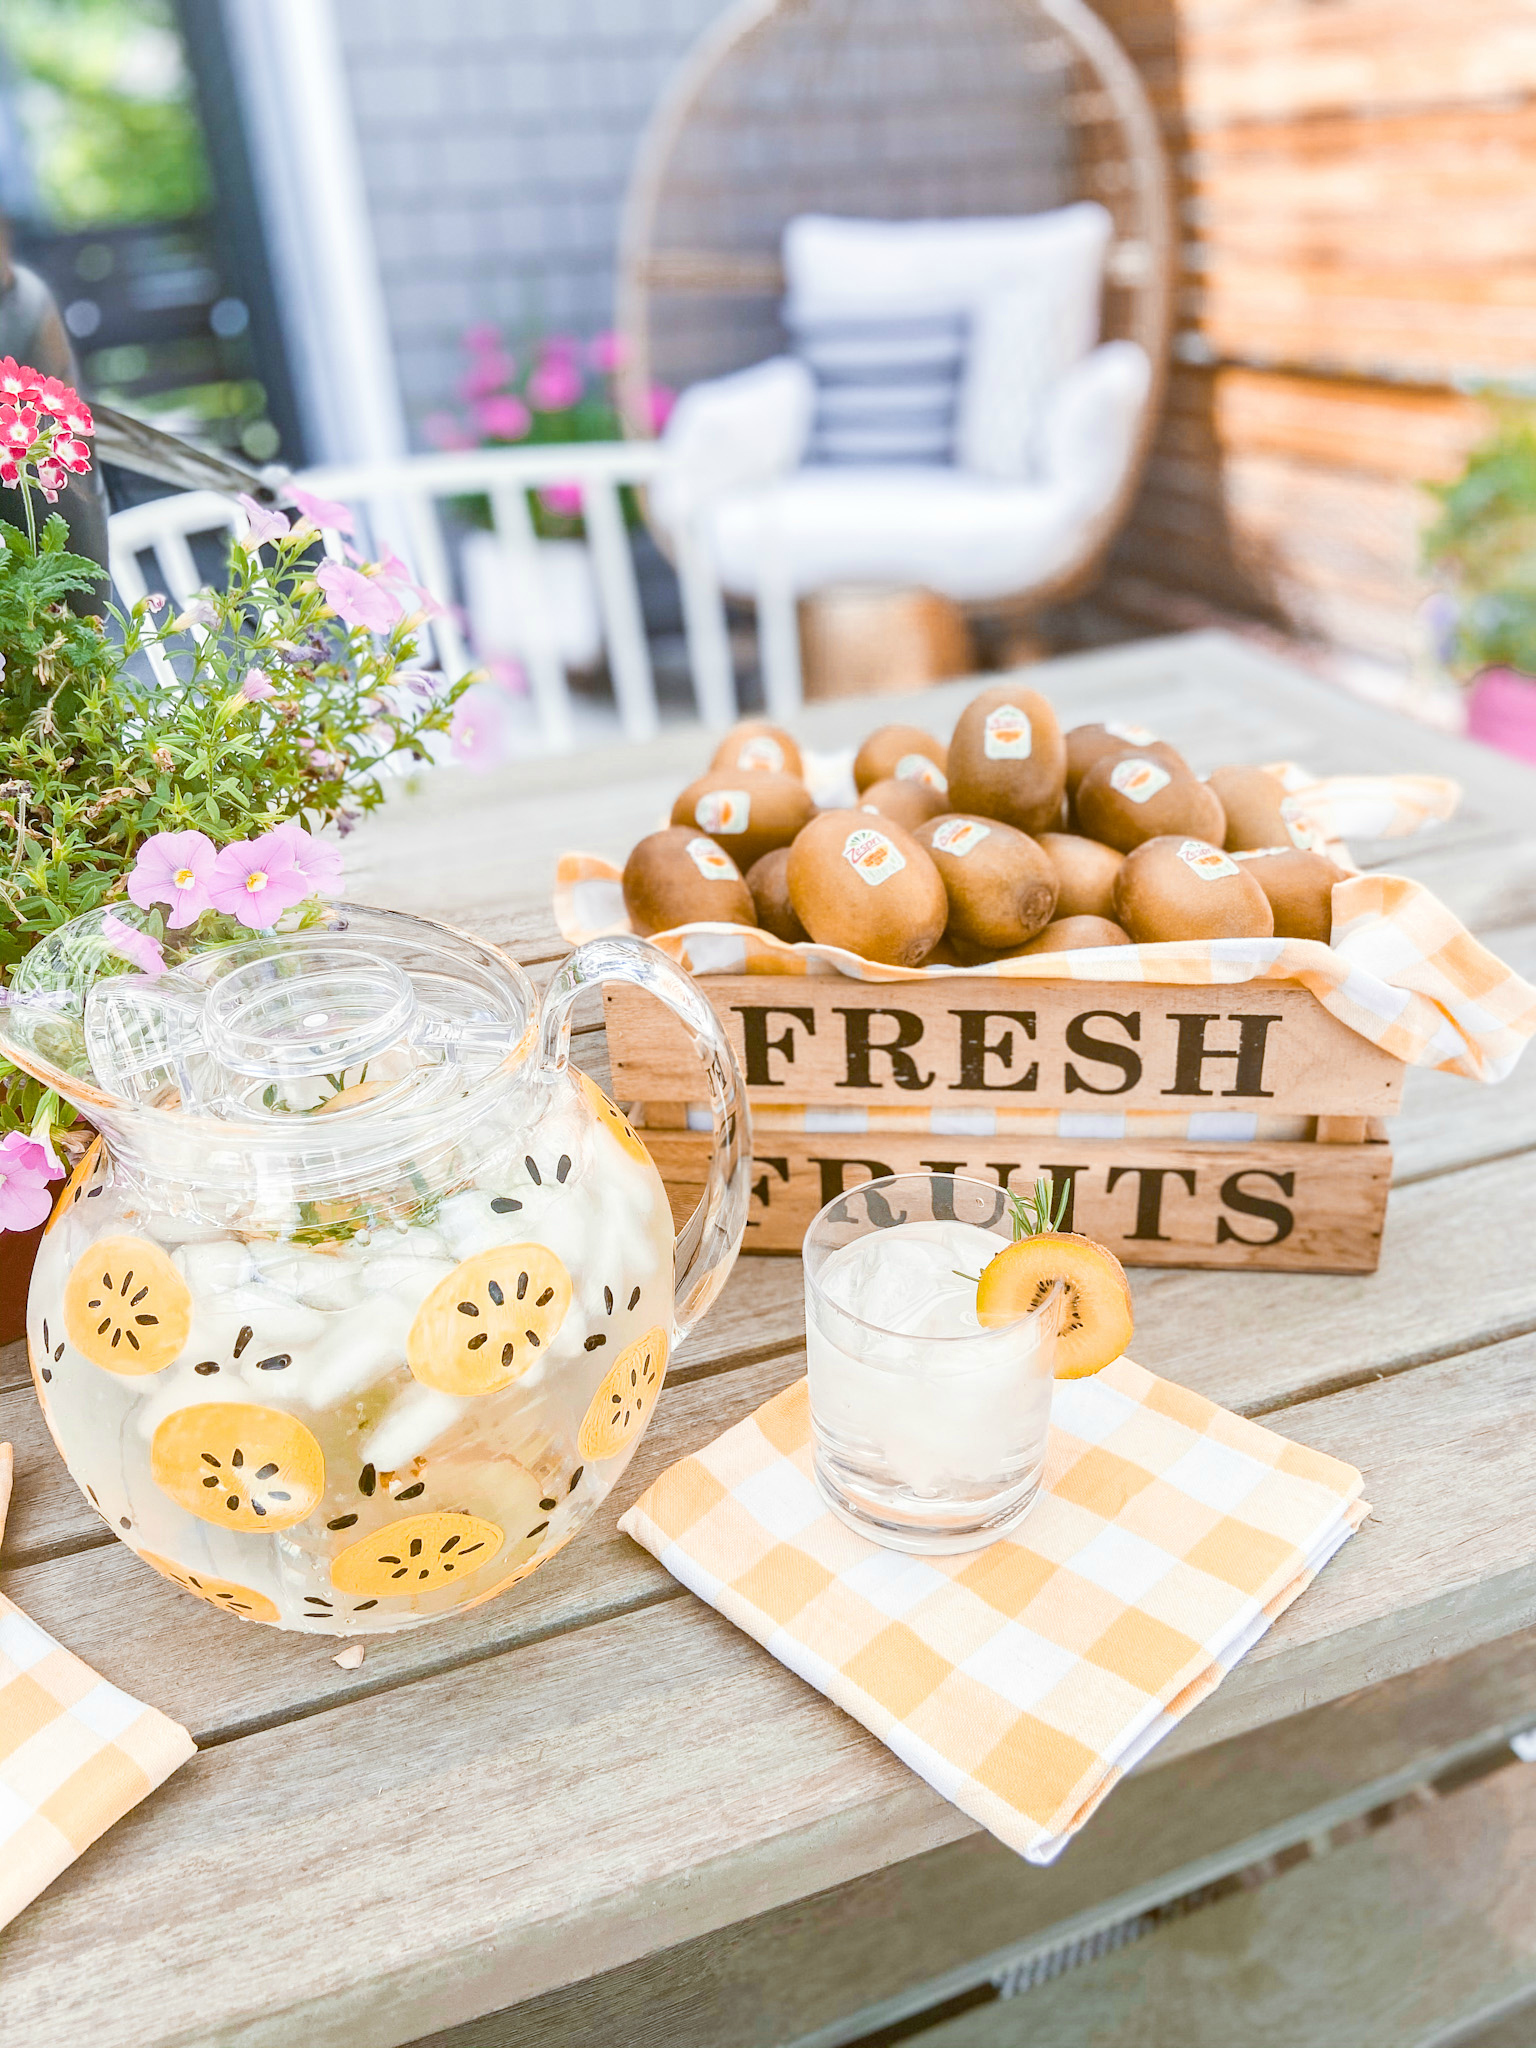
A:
536 935 750 1345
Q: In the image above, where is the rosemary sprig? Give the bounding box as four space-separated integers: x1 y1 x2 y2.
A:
954 1173 1068 1279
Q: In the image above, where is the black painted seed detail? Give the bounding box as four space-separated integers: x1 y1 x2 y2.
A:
396 1482 425 1500
457 1300 479 1318
52 1342 63 1362
539 1496 558 1512
233 1325 254 1359
628 1287 640 1311
201 1452 220 1467
536 1286 554 1308
501 1342 514 1366
584 1335 606 1351
354 1600 377 1612
525 1155 541 1184
255 1462 279 1480
466 1331 488 1350
203 1475 220 1489
568 1466 583 1491
231 1448 244 1468
441 1534 461 1552
256 1354 290 1371
526 1520 548 1540
41 1320 48 1348
130 1285 149 1306
328 1514 358 1530
225 1496 240 1512
516 1271 528 1301
86 1184 102 1198
525 1329 540 1347
487 1279 504 1306
603 1287 613 1315
409 1538 423 1557
491 1197 522 1214
556 1154 571 1183
359 1464 377 1497
119 1517 131 1530
40 1367 51 1382
194 1360 219 1375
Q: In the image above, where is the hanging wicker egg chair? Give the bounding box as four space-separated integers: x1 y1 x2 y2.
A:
617 0 1173 625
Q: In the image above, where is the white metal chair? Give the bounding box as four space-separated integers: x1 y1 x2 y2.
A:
106 445 739 748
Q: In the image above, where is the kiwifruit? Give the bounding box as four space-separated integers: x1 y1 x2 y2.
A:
671 768 815 870
860 777 949 833
1064 722 1185 802
1234 847 1347 942
623 827 755 936
1075 752 1227 854
786 809 947 967
853 724 948 795
946 684 1066 835
1036 832 1124 920
1206 764 1320 853
918 813 1057 950
744 846 809 944
918 932 967 968
1012 915 1131 955
711 719 804 781
1113 835 1275 942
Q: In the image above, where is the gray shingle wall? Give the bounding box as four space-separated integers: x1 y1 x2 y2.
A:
332 0 727 444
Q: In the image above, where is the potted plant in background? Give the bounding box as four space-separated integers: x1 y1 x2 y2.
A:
1423 396 1536 762
0 358 467 1336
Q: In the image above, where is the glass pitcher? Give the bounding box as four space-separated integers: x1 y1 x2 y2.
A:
0 903 748 1633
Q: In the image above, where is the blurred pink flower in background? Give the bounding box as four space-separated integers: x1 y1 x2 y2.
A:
0 1131 62 1232
288 484 355 534
100 912 167 979
588 330 628 374
541 332 581 360
460 347 517 400
528 356 584 412
305 745 347 778
538 482 583 519
450 682 518 771
127 829 218 926
648 383 677 433
264 821 344 896
208 837 310 928
423 410 475 451
238 493 290 548
486 657 528 696
316 560 402 633
463 322 501 353
475 392 532 441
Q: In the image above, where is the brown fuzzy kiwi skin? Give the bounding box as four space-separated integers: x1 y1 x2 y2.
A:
745 846 809 944
1010 915 1131 955
671 769 816 871
860 777 949 834
1205 764 1301 853
710 719 804 781
1235 847 1347 942
1064 723 1186 802
624 827 755 936
1113 835 1275 942
853 724 947 794
1036 831 1124 919
1075 752 1228 854
786 809 948 967
918 932 967 968
917 813 1058 950
945 684 1067 835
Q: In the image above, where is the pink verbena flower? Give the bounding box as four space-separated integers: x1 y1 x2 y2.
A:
51 434 91 475
588 330 628 374
0 1130 61 1233
36 376 92 435
288 483 355 534
264 822 344 896
238 493 290 548
450 682 517 771
208 837 310 928
101 911 168 978
33 458 65 501
0 404 38 455
0 358 41 406
239 667 276 701
528 357 583 412
127 829 218 928
316 559 402 633
474 392 531 441
539 482 582 519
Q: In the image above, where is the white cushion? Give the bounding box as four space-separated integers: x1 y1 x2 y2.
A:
1038 341 1152 507
651 355 814 532
703 465 1095 604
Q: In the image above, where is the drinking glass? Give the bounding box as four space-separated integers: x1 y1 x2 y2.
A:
803 1173 1062 1554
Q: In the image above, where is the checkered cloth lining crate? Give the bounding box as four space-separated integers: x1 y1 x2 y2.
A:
557 768 1536 1084
619 1362 1367 1864
0 1444 195 1930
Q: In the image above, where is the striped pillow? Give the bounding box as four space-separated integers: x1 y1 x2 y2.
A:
787 311 965 465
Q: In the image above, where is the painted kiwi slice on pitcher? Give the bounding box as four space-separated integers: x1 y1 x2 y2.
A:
44 1136 104 1236
151 1402 325 1530
64 1234 191 1374
137 1550 280 1623
974 1179 1134 1380
408 1244 573 1397
330 1511 504 1596
578 1325 669 1460
575 1069 652 1166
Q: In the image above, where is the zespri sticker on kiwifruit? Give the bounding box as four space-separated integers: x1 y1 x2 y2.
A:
622 826 755 937
1075 750 1227 854
920 813 1058 951
974 1177 1133 1380
946 685 1066 836
1112 834 1275 943
1064 722 1182 802
787 810 948 966
408 1244 573 1396
64 1234 191 1374
853 723 947 794
711 718 804 781
671 768 814 870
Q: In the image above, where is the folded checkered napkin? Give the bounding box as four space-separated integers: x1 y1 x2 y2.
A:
0 1443 195 1930
619 1364 1367 1863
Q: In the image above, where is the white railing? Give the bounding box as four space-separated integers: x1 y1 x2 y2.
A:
107 443 742 746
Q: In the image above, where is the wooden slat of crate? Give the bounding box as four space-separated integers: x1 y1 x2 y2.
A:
646 1129 1391 1273
604 978 1404 1119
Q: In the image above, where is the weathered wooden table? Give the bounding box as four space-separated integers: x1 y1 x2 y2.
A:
8 632 1536 2048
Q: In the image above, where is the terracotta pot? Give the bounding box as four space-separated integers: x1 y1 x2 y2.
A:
1467 667 1536 766
0 1221 42 1347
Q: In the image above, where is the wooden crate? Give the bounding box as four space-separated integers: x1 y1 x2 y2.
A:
604 977 1402 1273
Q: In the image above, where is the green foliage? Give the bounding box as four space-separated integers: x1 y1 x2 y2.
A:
0 507 467 1144
1423 398 1536 679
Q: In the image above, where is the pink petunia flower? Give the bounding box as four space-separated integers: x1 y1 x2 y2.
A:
527 357 583 412
450 682 518 771
423 410 475 451
0 1130 62 1233
373 548 445 620
239 667 276 702
207 838 310 929
101 911 168 978
127 829 218 928
538 482 583 519
144 591 166 613
288 483 355 534
588 330 628 374
0 357 41 406
316 559 402 633
305 745 347 778
238 493 290 548
263 822 344 896
474 392 531 441
172 596 219 633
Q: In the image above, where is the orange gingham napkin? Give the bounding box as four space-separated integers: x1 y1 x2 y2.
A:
618 1363 1367 1863
0 1442 196 1929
